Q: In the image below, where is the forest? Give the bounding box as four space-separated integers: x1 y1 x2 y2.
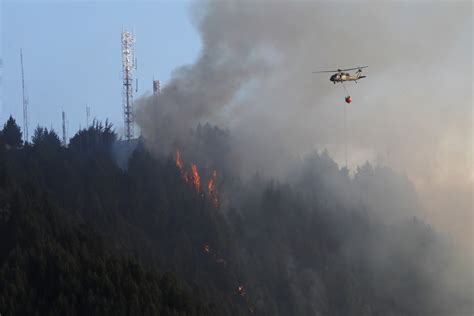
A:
0 115 471 316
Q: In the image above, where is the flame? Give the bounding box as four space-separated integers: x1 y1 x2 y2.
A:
176 149 184 170
191 163 201 192
238 285 246 297
175 149 189 182
207 170 219 207
176 149 218 200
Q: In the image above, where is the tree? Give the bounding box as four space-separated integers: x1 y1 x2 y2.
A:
32 127 61 150
69 120 116 155
1 116 22 148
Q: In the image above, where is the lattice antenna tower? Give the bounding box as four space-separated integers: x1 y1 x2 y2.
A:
153 79 161 95
20 49 29 142
121 30 135 141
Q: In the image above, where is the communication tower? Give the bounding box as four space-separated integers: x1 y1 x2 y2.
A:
121 31 135 141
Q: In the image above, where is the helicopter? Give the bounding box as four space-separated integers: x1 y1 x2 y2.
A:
313 66 368 84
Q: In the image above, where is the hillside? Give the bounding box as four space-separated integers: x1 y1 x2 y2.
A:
0 117 471 315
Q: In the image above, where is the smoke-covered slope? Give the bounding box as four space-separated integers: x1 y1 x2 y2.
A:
0 120 471 315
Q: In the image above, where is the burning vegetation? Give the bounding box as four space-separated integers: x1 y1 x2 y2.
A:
190 163 201 192
175 149 219 207
207 170 219 208
202 242 249 310
175 149 189 183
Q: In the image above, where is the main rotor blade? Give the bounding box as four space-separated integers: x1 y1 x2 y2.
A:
312 70 340 73
339 66 368 71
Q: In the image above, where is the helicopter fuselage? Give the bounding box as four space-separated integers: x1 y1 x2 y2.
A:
330 72 366 83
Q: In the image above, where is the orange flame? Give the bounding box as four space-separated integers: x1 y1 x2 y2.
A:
175 149 189 183
176 149 184 170
176 149 218 199
207 170 219 207
191 163 201 192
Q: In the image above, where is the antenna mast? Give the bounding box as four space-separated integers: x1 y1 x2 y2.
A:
20 50 29 142
0 58 3 122
121 30 135 141
62 110 67 146
86 105 90 128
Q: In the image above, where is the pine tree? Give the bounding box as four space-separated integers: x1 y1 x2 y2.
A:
1 116 22 148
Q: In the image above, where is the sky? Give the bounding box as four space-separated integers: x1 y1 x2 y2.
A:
1 0 201 139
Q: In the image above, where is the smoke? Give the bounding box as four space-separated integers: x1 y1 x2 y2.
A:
135 0 471 254
134 1 473 313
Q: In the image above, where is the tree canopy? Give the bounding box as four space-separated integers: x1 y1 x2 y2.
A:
0 117 471 316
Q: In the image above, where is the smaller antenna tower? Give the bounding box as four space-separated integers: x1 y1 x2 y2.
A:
20 49 29 142
62 110 67 146
153 79 161 95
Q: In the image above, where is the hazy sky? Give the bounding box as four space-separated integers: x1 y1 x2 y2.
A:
1 0 201 138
